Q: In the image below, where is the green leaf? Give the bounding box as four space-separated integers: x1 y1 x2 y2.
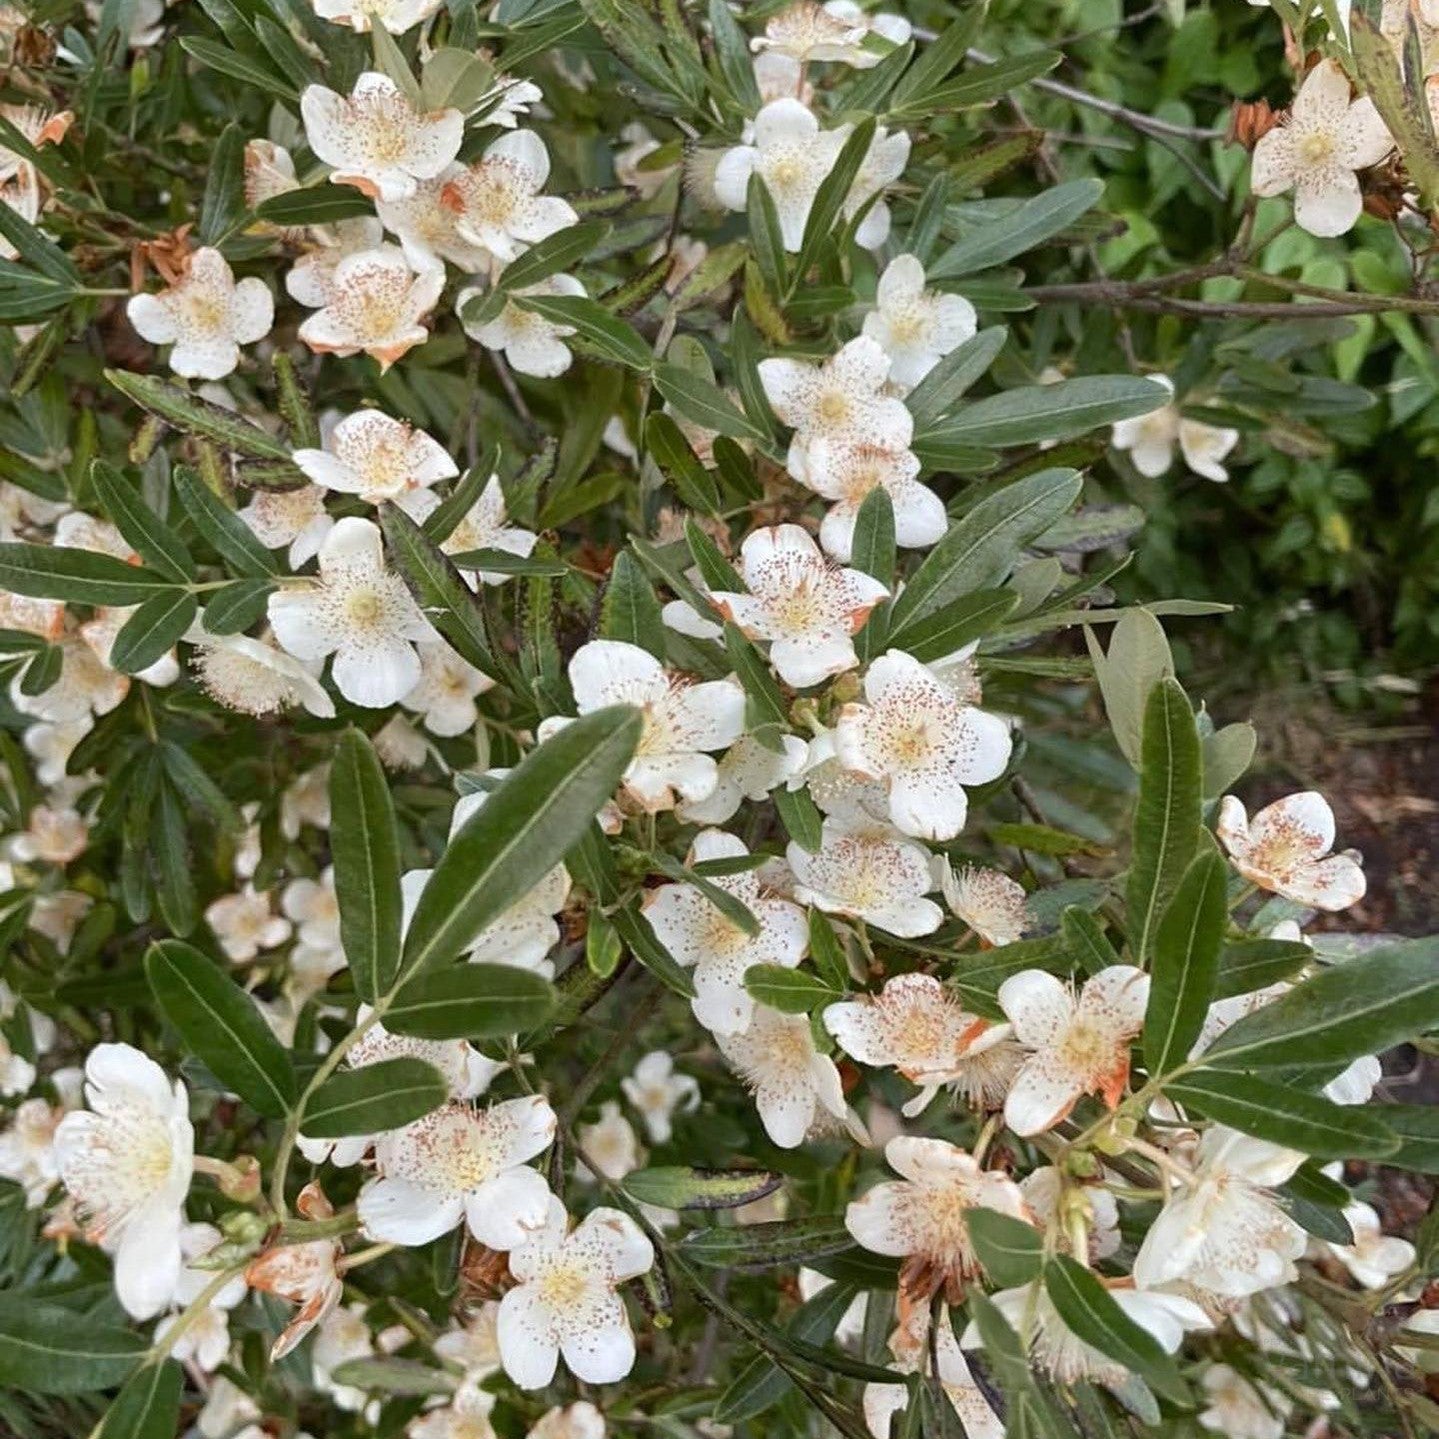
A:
1203 937 1439 1071
1143 846 1227 1076
1214 938 1313 1000
1351 12 1439 208
1043 1255 1190 1406
920 376 1169 451
743 964 841 1014
494 220 610 294
850 486 895 589
179 34 295 97
146 940 297 1118
106 369 296 462
930 179 1104 279
622 1166 782 1210
654 362 773 444
645 412 721 515
679 1216 854 1270
174 465 281 577
611 902 697 997
0 1299 146 1394
600 550 666 652
402 707 642 976
380 502 503 682
1125 678 1201 967
904 326 1008 429
98 1359 182 1439
255 184 376 227
516 293 653 370
651 852 760 937
774 784 823 852
330 730 403 1005
110 590 197 675
795 116 876 280
967 1207 1044 1287
1085 609 1174 768
885 586 1017 663
723 620 789 725
90 460 194 581
0 541 175 606
386 964 557 1039
0 194 79 282
747 172 787 292
1063 906 1122 977
329 1357 456 1397
302 1056 448 1138
197 122 246 244
201 578 276 635
1377 1104 1439 1173
1162 1071 1399 1160
889 469 1081 631
808 909 849 991
708 0 761 109
893 50 1061 119
1202 721 1257 799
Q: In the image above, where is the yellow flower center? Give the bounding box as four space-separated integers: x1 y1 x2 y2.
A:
1297 131 1336 167
537 1262 590 1308
345 589 383 624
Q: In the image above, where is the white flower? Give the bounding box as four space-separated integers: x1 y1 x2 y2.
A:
996 966 1149 1136
280 869 346 1001
302 71 463 201
862 254 975 389
834 649 1012 842
795 727 894 825
964 1281 1210 1388
153 1222 248 1372
825 972 1016 1117
1251 59 1393 237
545 639 745 811
1217 790 1365 910
9 799 88 865
715 1003 855 1148
438 474 538 586
187 626 336 720
282 763 332 837
676 731 809 825
297 244 444 371
205 884 293 963
440 130 579 268
243 139 299 229
527 1400 606 1439
0 1094 68 1204
1198 1364 1291 1439
844 125 910 249
433 1301 502 1380
268 516 440 709
1110 376 1240 483
643 828 809 1036
127 246 273 381
753 2 911 68
798 434 944 564
1326 1053 1381 1106
620 1050 700 1144
939 863 1030 946
239 484 334 570
197 1376 266 1439
312 0 443 33
1133 1126 1307 1299
312 1303 377 1411
10 632 125 725
787 817 943 936
845 1136 1030 1299
54 1043 193 1319
359 1094 557 1247
707 524 888 688
864 1304 1001 1439
0 1033 34 1097
295 410 457 506
1020 1165 1121 1261
401 639 493 736
577 1100 642 1184
376 168 494 273
498 1199 654 1388
409 1380 497 1439
286 215 385 307
1326 1201 1416 1287
714 98 849 250
759 336 913 487
459 273 587 379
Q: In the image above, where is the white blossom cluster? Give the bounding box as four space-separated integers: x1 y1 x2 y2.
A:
0 5 1433 1439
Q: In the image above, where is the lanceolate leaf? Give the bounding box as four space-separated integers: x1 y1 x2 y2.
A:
301 1057 448 1137
0 1299 146 1394
1042 1256 1190 1406
330 730 403 1004
385 964 557 1040
98 1359 183 1439
0 541 176 607
401 707 642 976
967 1207 1044 1287
146 940 297 1118
622 1166 782 1210
1143 846 1227 1076
90 459 194 580
1213 938 1313 1000
743 963 841 1013
110 589 197 675
1125 678 1201 967
1162 1071 1400 1160
922 376 1169 450
679 1215 854 1270
1202 937 1439 1071
173 464 280 577
1063 906 1122 977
